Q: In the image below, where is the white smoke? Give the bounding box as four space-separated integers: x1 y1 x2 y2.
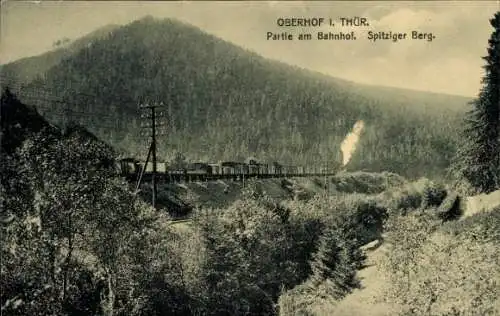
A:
340 120 365 166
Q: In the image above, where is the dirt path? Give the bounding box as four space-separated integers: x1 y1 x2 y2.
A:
326 240 401 316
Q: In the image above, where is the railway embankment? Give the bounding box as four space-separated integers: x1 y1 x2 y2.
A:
140 171 408 218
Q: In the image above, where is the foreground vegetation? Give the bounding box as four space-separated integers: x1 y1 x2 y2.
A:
379 208 500 315
2 84 499 316
278 180 500 316
5 125 498 315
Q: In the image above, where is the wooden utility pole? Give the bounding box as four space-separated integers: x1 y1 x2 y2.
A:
139 101 166 208
324 157 328 196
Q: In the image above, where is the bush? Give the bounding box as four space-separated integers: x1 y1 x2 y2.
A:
441 206 500 243
194 198 303 315
380 178 448 214
405 232 499 315
278 281 334 316
324 195 388 247
380 208 500 315
436 191 462 222
380 211 441 306
331 171 407 195
116 213 201 316
1 231 64 316
421 180 447 209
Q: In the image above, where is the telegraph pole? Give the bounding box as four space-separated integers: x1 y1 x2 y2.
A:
151 106 157 207
139 101 166 208
324 156 328 196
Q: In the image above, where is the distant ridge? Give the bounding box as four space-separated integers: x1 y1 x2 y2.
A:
0 24 120 85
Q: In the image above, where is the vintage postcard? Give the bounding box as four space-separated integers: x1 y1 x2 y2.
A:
1 1 499 315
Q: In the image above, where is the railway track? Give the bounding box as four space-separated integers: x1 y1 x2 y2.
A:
128 172 337 184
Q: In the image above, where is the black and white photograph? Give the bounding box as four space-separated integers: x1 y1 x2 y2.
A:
1 1 499 315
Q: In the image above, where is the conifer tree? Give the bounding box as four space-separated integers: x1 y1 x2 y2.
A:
452 12 500 193
308 222 363 300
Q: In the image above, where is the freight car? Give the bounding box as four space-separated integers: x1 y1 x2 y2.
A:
220 161 239 175
209 163 221 175
248 163 260 175
138 161 167 173
116 157 334 183
185 162 212 174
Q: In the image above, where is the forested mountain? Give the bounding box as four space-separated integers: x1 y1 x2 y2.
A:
1 16 471 179
0 24 119 85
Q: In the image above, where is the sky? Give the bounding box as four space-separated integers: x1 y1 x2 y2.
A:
1 1 499 97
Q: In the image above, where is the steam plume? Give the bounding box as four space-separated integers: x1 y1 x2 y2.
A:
340 120 365 166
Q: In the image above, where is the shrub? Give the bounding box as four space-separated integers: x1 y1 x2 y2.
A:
278 281 335 316
194 198 302 315
441 206 500 243
436 191 462 222
380 208 500 315
331 171 407 195
325 195 388 247
116 213 200 316
1 230 65 316
421 180 447 209
380 178 448 215
278 282 321 316
405 232 499 315
380 211 441 306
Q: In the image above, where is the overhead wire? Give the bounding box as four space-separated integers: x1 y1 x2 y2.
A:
0 76 169 139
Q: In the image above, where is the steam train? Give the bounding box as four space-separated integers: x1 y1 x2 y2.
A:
116 157 333 183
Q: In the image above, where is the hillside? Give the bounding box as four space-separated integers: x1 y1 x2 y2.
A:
2 16 471 179
0 88 59 154
0 24 119 86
